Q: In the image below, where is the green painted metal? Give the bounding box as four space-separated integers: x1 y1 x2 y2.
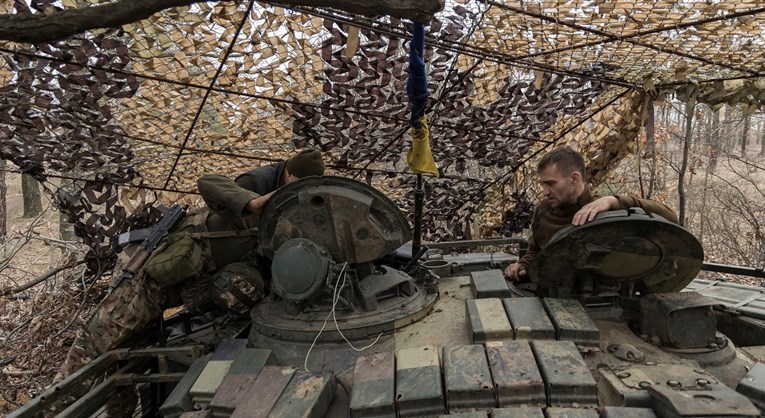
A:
349 351 396 418
530 208 703 296
161 353 213 418
485 340 545 407
736 362 765 410
601 406 658 418
543 298 600 347
269 371 337 418
230 366 296 418
442 344 495 412
502 298 556 340
490 407 545 418
209 375 259 417
470 269 512 298
544 407 599 418
396 345 444 417
531 340 598 407
466 298 513 343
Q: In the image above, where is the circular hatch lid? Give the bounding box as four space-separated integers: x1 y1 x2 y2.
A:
529 208 704 294
259 176 411 264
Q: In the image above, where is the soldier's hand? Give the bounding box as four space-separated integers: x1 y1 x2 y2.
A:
572 196 618 226
245 191 275 216
504 262 527 281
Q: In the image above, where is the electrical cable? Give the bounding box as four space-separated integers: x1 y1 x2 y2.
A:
303 262 383 371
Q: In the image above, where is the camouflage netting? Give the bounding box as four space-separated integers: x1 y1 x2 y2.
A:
1 0 765 276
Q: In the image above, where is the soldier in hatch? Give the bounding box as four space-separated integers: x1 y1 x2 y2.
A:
54 149 324 385
504 146 678 282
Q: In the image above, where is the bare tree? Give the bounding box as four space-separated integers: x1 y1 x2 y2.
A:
678 97 695 226
741 113 750 156
21 174 42 218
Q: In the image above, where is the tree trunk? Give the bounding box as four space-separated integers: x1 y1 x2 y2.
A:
709 109 720 173
699 110 717 244
678 98 695 226
21 174 42 218
741 114 750 156
0 161 6 243
59 178 77 241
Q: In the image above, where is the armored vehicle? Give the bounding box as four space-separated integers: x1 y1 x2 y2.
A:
12 177 765 418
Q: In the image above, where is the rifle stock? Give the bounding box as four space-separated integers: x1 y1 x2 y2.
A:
108 204 187 292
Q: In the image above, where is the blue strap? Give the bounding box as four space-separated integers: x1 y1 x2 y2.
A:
406 22 428 129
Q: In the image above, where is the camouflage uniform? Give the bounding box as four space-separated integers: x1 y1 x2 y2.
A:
54 175 272 390
53 151 324 413
55 248 165 381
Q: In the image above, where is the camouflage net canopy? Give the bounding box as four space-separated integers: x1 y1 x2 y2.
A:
1 0 765 274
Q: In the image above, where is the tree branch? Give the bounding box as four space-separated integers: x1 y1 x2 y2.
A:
0 0 444 43
272 0 444 22
0 0 216 43
0 259 86 296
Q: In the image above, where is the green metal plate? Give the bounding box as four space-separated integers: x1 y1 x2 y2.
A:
502 298 556 340
442 345 495 412
349 351 396 418
530 340 598 407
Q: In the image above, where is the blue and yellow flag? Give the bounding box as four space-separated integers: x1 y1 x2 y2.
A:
406 22 439 177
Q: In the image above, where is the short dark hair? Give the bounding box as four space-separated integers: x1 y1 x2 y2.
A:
537 146 586 181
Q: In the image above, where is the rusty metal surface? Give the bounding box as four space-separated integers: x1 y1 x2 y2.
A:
259 176 412 264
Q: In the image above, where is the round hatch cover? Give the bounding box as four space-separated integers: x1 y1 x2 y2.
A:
529 208 703 294
271 238 331 301
259 176 411 264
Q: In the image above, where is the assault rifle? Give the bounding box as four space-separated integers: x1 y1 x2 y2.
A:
108 203 187 293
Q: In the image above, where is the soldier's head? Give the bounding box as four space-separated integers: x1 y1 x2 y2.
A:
537 146 586 208
283 148 325 184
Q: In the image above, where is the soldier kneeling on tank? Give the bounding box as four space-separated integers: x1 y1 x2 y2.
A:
503 146 679 294
51 149 325 415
